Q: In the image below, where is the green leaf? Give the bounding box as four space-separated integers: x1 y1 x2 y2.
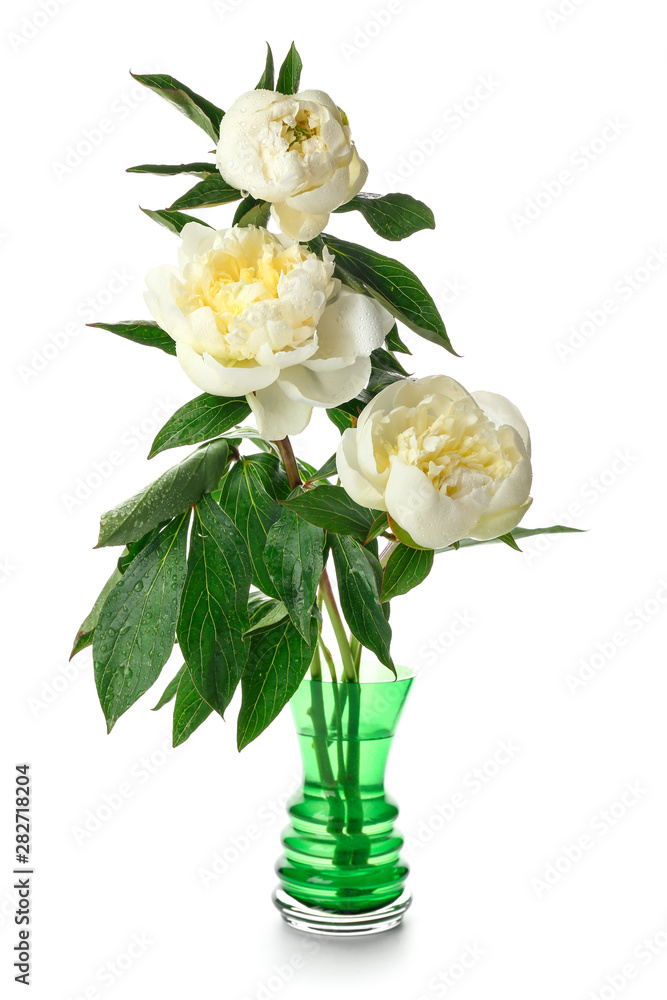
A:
386 325 412 355
276 42 303 95
327 407 357 433
330 535 393 669
70 566 122 658
381 545 434 602
305 453 338 484
152 664 186 710
365 512 390 545
149 394 250 458
309 233 455 355
130 72 224 142
97 438 232 548
141 207 213 235
334 192 435 241
256 43 275 90
88 320 176 356
444 525 585 552
218 455 290 597
93 513 190 731
172 667 213 746
232 195 271 228
264 509 324 639
498 532 522 551
169 174 241 211
244 598 289 637
71 526 164 657
177 497 251 716
237 614 318 749
282 484 376 541
368 347 411 394
127 162 217 177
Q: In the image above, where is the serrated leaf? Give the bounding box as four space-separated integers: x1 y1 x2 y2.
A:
127 162 217 177
309 233 455 355
93 513 190 731
381 545 434 602
177 497 251 716
237 615 318 749
282 484 376 541
169 174 241 211
152 663 186 710
256 43 275 90
386 324 412 355
88 320 176 356
276 42 302 95
334 192 435 241
264 509 324 639
141 206 214 235
172 667 213 746
131 72 224 142
330 534 392 669
149 394 250 458
232 195 271 228
97 438 232 548
218 454 290 598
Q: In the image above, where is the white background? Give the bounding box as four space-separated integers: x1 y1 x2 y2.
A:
2 0 666 998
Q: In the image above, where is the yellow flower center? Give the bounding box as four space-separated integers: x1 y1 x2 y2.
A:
378 398 519 496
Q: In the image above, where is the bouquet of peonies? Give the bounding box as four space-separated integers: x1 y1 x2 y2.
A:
71 42 573 750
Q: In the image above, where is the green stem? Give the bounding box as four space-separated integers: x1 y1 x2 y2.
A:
379 538 400 568
310 642 322 680
320 568 357 682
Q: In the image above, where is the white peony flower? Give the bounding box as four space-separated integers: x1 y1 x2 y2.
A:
337 375 533 549
216 89 367 241
144 223 393 440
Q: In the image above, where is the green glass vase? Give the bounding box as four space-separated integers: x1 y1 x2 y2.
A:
273 666 414 936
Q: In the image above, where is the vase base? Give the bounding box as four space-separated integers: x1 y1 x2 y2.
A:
272 887 412 937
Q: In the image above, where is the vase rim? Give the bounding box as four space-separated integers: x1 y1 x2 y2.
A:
309 662 415 684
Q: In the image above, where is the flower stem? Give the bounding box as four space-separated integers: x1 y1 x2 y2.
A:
379 538 400 568
272 436 302 490
320 568 357 683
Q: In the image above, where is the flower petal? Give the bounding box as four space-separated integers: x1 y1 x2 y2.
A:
279 355 372 408
336 429 387 510
271 203 330 241
308 288 393 365
472 391 532 455
247 381 312 440
384 460 483 549
176 343 279 396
